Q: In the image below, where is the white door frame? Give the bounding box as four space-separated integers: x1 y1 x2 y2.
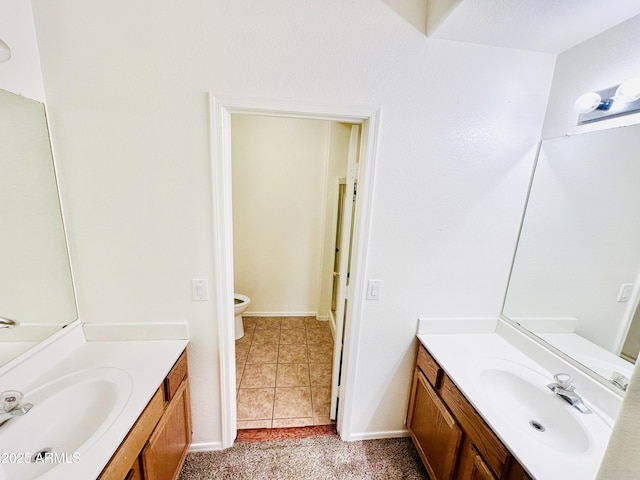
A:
208 94 381 448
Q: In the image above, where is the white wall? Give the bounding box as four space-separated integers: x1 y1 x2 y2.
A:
0 0 46 101
539 13 640 480
231 115 332 316
30 0 555 445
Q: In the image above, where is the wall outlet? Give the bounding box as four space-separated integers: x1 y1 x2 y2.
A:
192 279 209 301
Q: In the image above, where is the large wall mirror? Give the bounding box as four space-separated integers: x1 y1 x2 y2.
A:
0 88 77 365
502 124 640 394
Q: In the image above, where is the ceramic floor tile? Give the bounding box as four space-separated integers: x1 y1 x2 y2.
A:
236 362 245 389
308 343 333 363
237 419 272 429
235 345 250 364
309 363 332 386
303 316 320 327
272 417 314 428
240 363 277 388
311 386 331 417
237 388 275 420
235 329 254 347
278 344 308 363
279 328 306 345
246 344 279 364
306 327 333 344
313 416 335 426
276 363 310 387
236 316 336 431
281 317 306 330
252 328 280 345
273 387 313 418
242 316 257 330
255 317 282 330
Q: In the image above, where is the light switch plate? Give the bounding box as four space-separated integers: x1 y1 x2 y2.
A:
367 280 382 300
192 279 209 301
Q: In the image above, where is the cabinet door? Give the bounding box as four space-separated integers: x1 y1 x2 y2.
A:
124 458 143 480
407 369 462 480
470 453 498 480
142 379 192 480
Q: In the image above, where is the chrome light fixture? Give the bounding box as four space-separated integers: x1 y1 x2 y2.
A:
575 77 640 124
0 39 11 63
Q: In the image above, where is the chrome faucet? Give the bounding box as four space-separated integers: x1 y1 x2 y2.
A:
0 390 33 426
547 373 592 414
0 316 18 328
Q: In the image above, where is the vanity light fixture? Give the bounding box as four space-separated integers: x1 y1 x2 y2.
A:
575 77 640 124
0 39 10 63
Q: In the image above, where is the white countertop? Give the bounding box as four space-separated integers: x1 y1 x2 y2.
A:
417 324 615 480
0 322 188 479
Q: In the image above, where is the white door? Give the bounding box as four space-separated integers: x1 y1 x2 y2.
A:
330 125 359 421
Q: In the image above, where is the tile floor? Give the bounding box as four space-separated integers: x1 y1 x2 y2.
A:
235 316 335 429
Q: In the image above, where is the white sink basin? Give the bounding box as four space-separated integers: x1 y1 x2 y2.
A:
0 367 132 480
470 358 610 455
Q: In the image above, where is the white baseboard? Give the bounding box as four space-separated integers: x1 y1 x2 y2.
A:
189 441 224 452
244 311 318 318
343 429 410 441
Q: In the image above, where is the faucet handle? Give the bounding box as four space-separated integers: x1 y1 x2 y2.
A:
553 373 573 389
0 390 23 412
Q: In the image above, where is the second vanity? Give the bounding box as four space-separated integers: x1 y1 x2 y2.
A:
0 321 189 480
408 319 620 480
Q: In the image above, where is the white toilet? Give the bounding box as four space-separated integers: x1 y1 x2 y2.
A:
234 293 251 340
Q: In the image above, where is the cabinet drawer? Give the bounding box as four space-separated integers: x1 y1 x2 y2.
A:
164 350 188 402
440 375 509 478
99 388 165 480
416 344 441 387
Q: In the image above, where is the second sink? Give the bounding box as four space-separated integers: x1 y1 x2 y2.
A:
469 358 611 455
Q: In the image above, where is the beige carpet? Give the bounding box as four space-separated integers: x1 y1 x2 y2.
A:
179 435 429 479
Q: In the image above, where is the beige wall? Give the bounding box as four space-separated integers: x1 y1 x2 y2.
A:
231 115 333 315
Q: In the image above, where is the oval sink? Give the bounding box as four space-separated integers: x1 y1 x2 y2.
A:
469 358 608 455
0 367 132 480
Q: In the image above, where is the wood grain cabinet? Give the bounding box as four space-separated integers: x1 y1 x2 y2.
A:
100 350 192 480
407 344 532 480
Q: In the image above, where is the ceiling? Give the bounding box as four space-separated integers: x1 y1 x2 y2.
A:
385 0 640 54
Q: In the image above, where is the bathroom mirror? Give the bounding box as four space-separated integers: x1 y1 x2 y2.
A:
502 124 640 393
0 88 77 365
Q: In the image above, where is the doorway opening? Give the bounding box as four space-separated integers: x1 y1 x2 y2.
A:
209 96 380 448
230 115 358 430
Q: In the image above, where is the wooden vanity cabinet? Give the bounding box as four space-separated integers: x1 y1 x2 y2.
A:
407 344 532 480
99 350 192 480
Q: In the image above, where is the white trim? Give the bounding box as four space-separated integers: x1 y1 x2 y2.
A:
335 107 381 441
209 94 238 450
188 441 223 452
347 429 410 441
209 94 381 446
